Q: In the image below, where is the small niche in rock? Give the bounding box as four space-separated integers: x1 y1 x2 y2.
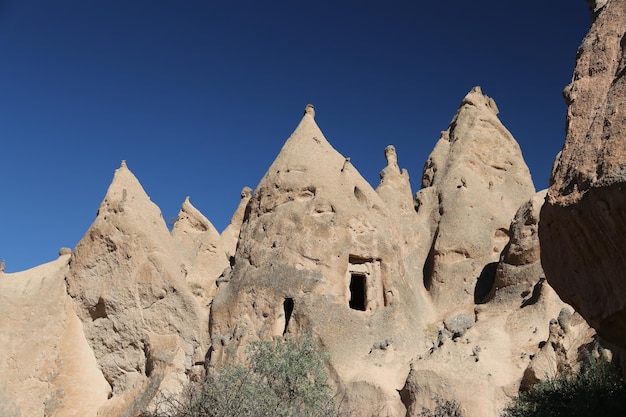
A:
349 274 367 311
283 298 294 335
89 297 108 321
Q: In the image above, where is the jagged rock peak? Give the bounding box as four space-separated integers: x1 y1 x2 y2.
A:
384 145 400 173
221 187 254 258
261 104 350 180
418 87 535 309
241 186 252 198
173 196 219 236
459 86 499 116
97 159 161 221
304 103 315 117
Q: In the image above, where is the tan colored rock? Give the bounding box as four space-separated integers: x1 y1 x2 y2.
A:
521 308 599 389
172 196 229 302
209 105 435 415
0 255 110 417
493 190 546 301
377 145 434 295
65 161 206 415
419 87 536 311
404 278 581 417
540 0 626 347
220 186 252 259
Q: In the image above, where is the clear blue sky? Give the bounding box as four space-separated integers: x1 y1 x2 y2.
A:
0 1 590 272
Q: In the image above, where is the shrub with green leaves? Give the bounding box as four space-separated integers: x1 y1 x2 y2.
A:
502 356 626 417
148 334 344 417
418 396 465 417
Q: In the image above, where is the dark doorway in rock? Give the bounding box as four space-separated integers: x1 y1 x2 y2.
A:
283 298 294 335
349 274 366 311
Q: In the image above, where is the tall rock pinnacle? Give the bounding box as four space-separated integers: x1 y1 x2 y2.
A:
210 105 434 415
418 87 535 310
66 162 205 413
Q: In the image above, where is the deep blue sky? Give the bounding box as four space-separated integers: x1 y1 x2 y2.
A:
0 1 590 272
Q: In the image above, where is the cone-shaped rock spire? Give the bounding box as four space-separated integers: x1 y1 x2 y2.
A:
66 162 205 411
418 87 535 310
220 186 253 258
210 105 434 416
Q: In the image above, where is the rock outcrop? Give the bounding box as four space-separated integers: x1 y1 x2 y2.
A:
418 86 536 311
493 190 547 302
209 104 435 415
65 162 206 415
220 186 252 259
172 196 228 302
0 255 110 417
540 0 626 348
402 185 575 417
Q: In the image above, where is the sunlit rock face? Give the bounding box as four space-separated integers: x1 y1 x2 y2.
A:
0 255 110 417
417 87 536 312
540 0 626 348
493 190 547 301
209 105 435 415
66 162 207 415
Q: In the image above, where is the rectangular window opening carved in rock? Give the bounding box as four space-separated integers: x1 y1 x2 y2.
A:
346 255 384 311
349 273 367 311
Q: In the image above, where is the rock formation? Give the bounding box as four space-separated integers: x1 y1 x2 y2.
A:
172 196 229 302
540 0 626 348
0 254 110 417
493 190 547 302
65 161 207 415
220 186 252 259
0 84 607 416
209 104 435 415
418 86 536 311
392 83 607 416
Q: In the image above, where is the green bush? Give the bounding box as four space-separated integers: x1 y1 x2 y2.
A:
502 356 626 417
149 334 345 417
418 396 465 417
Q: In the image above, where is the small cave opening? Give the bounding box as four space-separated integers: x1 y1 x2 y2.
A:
349 274 367 311
89 297 108 321
283 298 294 335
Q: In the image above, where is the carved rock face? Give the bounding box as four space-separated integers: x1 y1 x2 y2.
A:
540 0 626 347
209 107 434 415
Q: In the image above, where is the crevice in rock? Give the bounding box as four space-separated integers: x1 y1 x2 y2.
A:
474 262 498 304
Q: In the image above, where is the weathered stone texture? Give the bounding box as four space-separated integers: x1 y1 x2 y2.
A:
209 105 434 415
65 162 206 414
540 0 626 347
418 87 536 310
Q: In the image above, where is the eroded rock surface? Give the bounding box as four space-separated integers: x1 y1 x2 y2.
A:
0 255 110 417
418 87 536 311
540 0 626 347
493 190 547 302
209 105 435 415
172 196 228 302
65 162 206 415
